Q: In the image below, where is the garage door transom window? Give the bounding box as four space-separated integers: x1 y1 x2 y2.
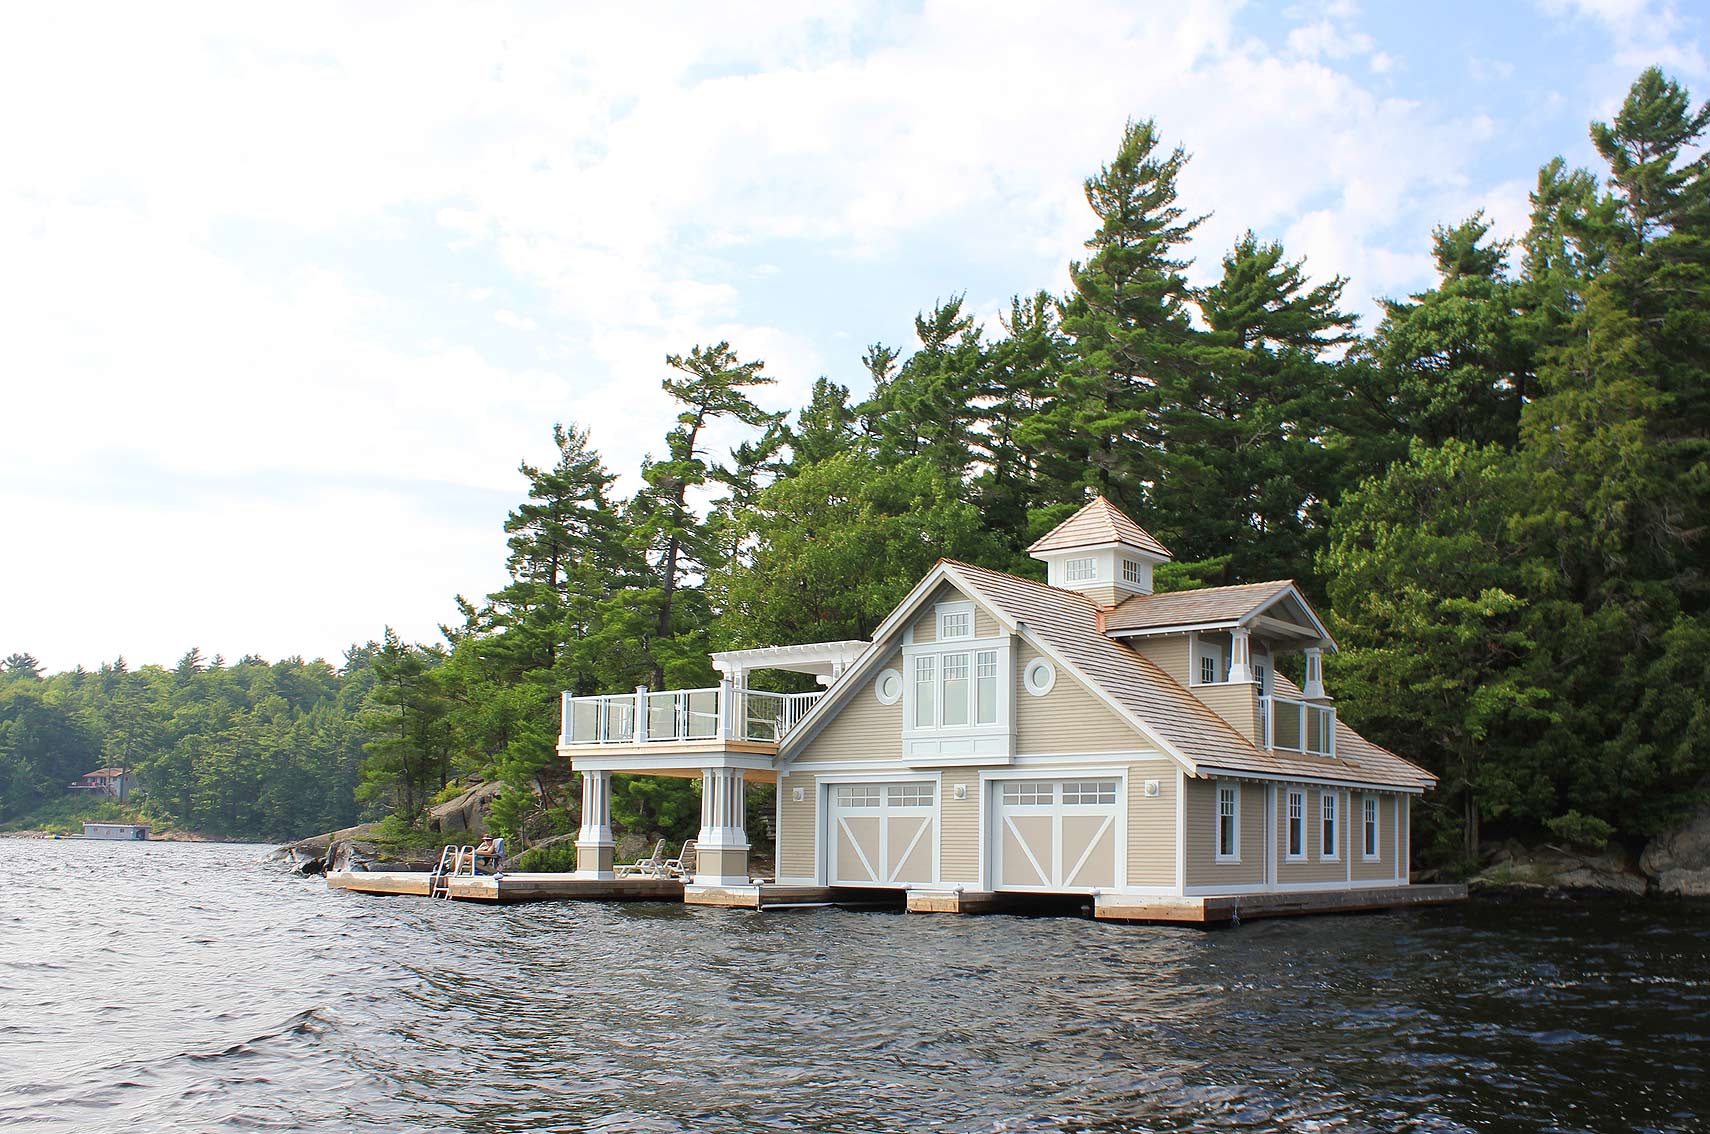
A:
1062 780 1117 805
888 783 934 807
1001 781 1055 806
836 785 881 807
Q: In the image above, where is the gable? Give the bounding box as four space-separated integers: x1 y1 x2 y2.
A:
905 582 1002 644
790 646 902 764
1014 641 1144 754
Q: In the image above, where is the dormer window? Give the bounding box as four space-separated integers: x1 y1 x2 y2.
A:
1065 558 1097 582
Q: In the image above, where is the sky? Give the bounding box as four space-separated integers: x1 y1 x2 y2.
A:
3 0 1705 673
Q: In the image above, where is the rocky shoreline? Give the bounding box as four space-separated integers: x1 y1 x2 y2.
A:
1470 806 1710 898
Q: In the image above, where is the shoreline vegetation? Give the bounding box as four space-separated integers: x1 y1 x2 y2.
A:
4 68 1707 896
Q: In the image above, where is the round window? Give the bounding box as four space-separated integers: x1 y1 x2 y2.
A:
875 668 903 705
1024 659 1056 696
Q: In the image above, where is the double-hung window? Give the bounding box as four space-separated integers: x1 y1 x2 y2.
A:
1362 795 1380 859
1286 790 1305 859
1320 791 1339 859
1216 783 1240 861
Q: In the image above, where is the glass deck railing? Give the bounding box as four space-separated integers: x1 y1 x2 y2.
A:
1260 695 1336 757
560 685 821 746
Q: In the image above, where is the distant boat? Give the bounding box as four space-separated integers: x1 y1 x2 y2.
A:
80 822 151 841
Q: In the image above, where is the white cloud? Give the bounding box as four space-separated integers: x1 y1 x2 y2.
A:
0 0 1685 669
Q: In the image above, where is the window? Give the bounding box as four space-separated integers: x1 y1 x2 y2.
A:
837 785 881 807
975 651 999 724
1286 790 1305 859
1321 792 1339 859
1024 658 1055 696
1216 783 1240 860
1200 655 1217 685
942 653 971 726
887 783 934 807
1121 558 1142 583
1065 557 1097 582
1062 780 1118 806
913 656 936 728
1363 795 1380 859
874 668 902 705
937 603 973 640
1002 781 1055 806
1254 665 1267 695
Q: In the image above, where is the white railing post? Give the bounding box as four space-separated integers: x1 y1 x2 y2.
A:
634 685 649 744
560 691 572 744
718 677 735 741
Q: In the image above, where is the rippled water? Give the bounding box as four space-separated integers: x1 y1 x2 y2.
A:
5 840 1707 1132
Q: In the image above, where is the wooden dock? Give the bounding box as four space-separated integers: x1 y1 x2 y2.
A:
327 871 1465 924
1094 883 1467 925
326 871 684 904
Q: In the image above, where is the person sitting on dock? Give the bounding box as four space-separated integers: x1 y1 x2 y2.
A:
474 834 506 878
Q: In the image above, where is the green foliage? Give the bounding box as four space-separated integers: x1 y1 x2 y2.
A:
10 68 1704 871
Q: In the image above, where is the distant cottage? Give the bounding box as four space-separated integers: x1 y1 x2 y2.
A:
67 767 136 802
558 496 1438 922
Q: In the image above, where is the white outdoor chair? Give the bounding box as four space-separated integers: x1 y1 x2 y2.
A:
663 839 697 880
615 838 668 878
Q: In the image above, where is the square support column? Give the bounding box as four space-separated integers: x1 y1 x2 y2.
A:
693 767 750 886
575 769 615 878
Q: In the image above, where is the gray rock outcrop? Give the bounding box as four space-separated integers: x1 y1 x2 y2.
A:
427 781 505 838
1641 807 1710 897
1474 840 1648 895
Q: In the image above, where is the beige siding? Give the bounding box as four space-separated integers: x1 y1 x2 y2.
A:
1275 786 1351 884
1183 776 1266 889
1015 643 1140 754
1193 682 1262 744
908 583 1000 644
1076 582 1123 608
1125 765 1176 888
1399 796 1411 881
777 771 817 879
939 768 980 885
1352 793 1396 881
792 649 903 763
1132 635 1192 686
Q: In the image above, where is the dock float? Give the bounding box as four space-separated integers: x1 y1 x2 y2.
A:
1093 883 1468 925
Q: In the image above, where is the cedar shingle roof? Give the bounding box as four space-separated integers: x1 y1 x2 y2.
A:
942 561 1434 791
1103 579 1297 632
1028 496 1172 559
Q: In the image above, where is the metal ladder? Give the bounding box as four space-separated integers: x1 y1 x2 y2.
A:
430 845 476 899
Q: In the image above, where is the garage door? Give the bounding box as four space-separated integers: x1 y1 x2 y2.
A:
995 778 1121 892
829 782 937 886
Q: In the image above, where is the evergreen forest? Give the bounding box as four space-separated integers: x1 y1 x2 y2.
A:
4 68 1706 871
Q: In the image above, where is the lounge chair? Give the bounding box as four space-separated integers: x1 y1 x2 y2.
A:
615 838 668 878
663 839 697 880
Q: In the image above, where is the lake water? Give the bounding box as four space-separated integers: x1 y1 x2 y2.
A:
4 839 1707 1133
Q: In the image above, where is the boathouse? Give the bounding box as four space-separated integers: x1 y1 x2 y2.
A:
553 496 1439 921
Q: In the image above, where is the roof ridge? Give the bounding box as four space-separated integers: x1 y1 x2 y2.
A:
938 558 1105 608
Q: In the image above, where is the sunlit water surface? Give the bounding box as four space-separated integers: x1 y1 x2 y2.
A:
4 840 1706 1132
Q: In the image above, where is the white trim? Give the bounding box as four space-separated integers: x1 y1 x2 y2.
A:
1193 765 1427 794
1361 793 1381 861
1023 657 1056 696
820 770 943 888
874 668 903 706
1174 768 1187 893
1181 877 1413 897
1319 789 1341 862
1214 780 1240 863
1285 789 1306 862
935 600 976 642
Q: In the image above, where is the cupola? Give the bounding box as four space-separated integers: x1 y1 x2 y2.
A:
1028 496 1172 606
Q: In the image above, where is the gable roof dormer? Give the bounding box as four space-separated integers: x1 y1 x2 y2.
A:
1028 496 1172 604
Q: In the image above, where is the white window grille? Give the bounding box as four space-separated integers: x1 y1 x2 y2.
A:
837 785 882 807
1002 781 1055 806
1217 784 1239 860
1062 780 1118 806
1065 557 1097 582
1122 559 1142 583
887 783 934 807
